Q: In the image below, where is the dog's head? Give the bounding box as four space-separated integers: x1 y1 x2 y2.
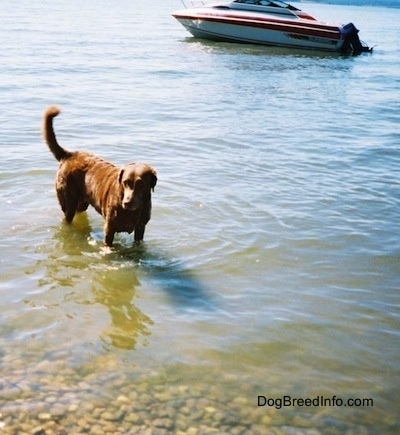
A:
118 163 157 211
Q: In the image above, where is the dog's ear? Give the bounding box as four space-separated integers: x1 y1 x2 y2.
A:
118 168 125 184
150 170 157 191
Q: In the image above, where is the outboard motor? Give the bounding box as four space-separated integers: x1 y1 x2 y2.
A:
341 23 372 55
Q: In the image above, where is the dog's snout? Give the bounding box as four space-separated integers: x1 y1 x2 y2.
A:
122 193 140 210
123 201 137 210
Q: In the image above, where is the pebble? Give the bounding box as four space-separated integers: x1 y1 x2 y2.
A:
116 395 130 404
67 403 79 413
90 425 105 435
153 417 174 429
292 414 312 428
101 410 124 421
77 417 89 429
260 414 272 425
125 412 140 423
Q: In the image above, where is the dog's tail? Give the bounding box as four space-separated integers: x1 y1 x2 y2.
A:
43 106 71 161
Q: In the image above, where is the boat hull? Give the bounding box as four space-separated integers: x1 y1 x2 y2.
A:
172 6 350 52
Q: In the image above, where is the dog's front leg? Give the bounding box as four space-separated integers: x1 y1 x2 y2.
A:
105 232 115 246
104 221 115 246
134 224 145 243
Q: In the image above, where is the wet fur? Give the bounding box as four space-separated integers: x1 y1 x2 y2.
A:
43 106 157 246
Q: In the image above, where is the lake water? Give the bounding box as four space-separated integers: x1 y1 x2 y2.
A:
0 0 399 433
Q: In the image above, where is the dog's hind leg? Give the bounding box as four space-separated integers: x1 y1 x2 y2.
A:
56 189 79 223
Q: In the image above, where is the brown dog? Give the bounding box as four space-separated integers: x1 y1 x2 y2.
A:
43 106 157 246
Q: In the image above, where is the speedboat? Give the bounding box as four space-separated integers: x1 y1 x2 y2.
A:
172 0 372 54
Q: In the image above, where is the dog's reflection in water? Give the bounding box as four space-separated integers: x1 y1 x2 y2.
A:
40 213 153 350
91 269 153 350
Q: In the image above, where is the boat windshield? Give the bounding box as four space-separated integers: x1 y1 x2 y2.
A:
233 0 299 10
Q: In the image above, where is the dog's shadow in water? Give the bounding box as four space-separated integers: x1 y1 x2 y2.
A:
116 243 215 313
68 212 215 312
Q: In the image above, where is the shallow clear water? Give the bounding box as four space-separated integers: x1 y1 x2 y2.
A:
0 0 399 433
